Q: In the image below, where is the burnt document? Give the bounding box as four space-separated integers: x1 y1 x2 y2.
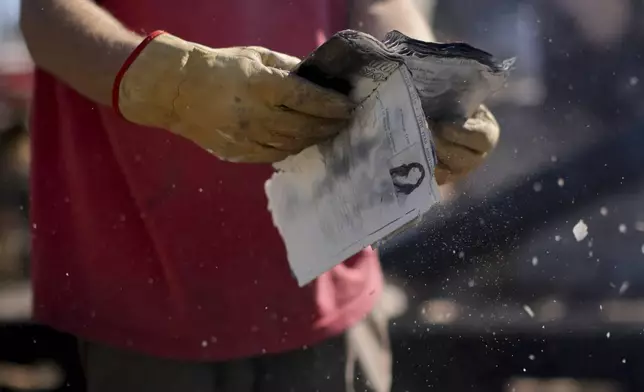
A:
265 30 513 286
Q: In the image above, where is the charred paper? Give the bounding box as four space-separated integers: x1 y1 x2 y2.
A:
266 30 513 286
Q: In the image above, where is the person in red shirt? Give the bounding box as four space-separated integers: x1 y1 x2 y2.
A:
20 0 500 390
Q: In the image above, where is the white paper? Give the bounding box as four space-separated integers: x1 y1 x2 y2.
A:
265 67 440 286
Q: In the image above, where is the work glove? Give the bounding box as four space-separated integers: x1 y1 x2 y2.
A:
114 31 354 163
430 105 500 185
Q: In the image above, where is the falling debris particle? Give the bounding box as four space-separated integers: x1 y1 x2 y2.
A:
557 178 565 187
600 304 603 311
609 282 616 288
600 207 608 216
523 305 535 318
533 182 543 192
573 220 588 242
551 155 558 162
529 354 535 361
531 257 539 266
630 76 639 86
641 244 644 254
622 358 627 364
468 280 475 288
588 251 593 257
458 251 465 259
635 222 644 232
606 332 611 339
619 281 630 295
555 235 561 241
201 340 208 348
619 224 627 234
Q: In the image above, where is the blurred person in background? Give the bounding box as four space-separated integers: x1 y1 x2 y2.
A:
0 0 31 284
0 0 32 120
20 0 500 391
0 0 43 388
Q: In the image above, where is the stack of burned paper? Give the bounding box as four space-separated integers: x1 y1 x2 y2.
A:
265 30 514 286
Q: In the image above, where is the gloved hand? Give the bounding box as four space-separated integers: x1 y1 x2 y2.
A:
430 105 500 185
114 32 354 163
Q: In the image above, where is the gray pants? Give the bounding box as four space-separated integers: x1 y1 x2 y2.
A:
79 311 392 392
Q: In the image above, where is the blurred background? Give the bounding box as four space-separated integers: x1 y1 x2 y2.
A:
2 0 644 391
0 0 31 320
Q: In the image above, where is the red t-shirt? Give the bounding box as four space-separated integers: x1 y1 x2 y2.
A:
30 0 383 361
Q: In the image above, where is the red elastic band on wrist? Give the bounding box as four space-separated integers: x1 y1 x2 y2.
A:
112 30 167 117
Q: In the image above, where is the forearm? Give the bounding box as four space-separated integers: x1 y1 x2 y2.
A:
349 0 436 41
20 0 142 106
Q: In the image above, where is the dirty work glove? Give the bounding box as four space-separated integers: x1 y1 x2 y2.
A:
430 105 500 185
114 31 354 162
